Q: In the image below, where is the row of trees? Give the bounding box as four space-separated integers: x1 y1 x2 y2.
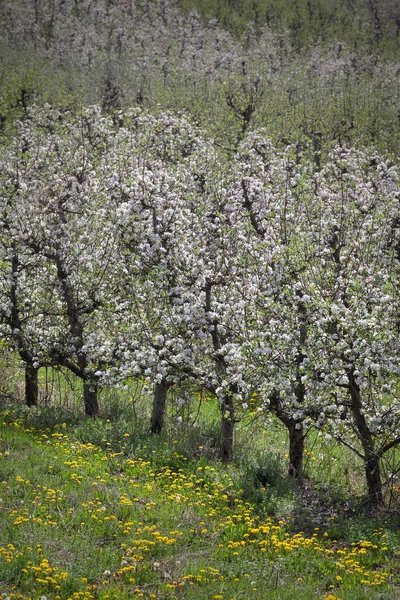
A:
1 105 400 505
179 0 400 49
1 0 400 155
3 0 400 54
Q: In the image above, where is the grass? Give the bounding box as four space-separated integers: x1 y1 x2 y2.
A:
0 401 400 600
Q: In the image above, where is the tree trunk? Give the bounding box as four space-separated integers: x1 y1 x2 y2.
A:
25 363 39 407
220 395 235 462
204 281 236 461
83 381 99 417
365 452 383 507
150 380 171 434
288 420 305 478
347 368 384 507
287 296 307 478
269 391 304 478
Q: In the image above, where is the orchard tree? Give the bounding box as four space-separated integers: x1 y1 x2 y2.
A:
191 174 257 461
108 109 257 458
233 132 322 477
1 105 121 415
307 147 400 506
107 110 214 433
235 132 400 496
0 127 64 405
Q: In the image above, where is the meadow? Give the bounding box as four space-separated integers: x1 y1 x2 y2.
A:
0 376 400 600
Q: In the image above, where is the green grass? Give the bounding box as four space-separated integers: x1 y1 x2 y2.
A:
0 404 399 600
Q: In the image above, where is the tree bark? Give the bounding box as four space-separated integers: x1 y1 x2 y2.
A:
220 394 235 462
347 368 384 507
204 281 236 462
25 363 39 407
9 241 39 407
150 380 171 434
364 453 383 507
288 420 305 478
83 381 99 417
269 391 304 478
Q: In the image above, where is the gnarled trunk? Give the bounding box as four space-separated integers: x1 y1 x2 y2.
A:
364 452 383 507
220 394 235 462
204 281 236 462
150 380 171 434
347 368 383 507
25 363 39 407
288 420 305 478
270 391 305 478
83 381 99 417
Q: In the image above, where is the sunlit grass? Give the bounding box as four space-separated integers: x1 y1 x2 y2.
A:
0 407 399 600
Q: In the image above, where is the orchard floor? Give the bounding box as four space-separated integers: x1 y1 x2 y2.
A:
0 406 400 600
